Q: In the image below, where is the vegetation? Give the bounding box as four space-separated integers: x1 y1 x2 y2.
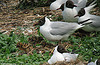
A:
0 30 100 64
16 0 54 9
0 32 51 64
16 0 100 9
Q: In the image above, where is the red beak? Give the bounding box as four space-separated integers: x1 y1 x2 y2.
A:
56 8 60 10
33 22 39 26
74 5 77 7
74 15 79 18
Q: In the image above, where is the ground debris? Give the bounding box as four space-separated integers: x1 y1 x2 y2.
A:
41 60 87 65
16 42 34 55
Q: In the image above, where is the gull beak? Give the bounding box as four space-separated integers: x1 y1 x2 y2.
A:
33 21 39 26
56 8 60 10
74 15 79 18
56 3 64 10
74 5 77 7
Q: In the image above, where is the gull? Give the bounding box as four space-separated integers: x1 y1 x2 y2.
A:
48 46 65 64
87 58 100 65
48 45 79 64
57 0 99 22
33 17 92 41
75 3 100 32
88 62 96 65
50 0 87 10
57 0 78 22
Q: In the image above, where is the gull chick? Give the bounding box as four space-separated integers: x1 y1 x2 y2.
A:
33 17 92 41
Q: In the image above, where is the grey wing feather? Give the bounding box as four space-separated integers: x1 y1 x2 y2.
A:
50 28 74 35
72 0 78 4
50 22 78 28
50 22 78 35
77 0 87 8
90 15 100 28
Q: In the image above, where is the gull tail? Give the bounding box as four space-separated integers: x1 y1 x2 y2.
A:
86 0 97 7
85 0 97 12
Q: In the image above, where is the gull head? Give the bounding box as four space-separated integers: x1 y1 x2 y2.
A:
65 0 77 9
74 8 85 17
33 17 50 26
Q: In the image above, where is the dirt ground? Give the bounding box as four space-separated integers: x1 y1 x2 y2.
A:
0 0 62 36
0 0 100 35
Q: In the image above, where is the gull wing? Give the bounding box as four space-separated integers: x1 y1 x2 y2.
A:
50 22 79 35
77 0 87 8
90 15 100 28
72 0 79 4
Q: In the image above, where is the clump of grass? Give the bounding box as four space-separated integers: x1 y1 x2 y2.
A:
67 32 100 61
0 31 51 64
0 30 100 64
16 0 53 9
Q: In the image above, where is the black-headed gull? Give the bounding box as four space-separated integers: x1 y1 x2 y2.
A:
50 0 87 22
33 17 92 41
48 46 65 64
50 0 87 10
57 0 78 22
75 3 100 32
48 45 79 64
87 58 100 65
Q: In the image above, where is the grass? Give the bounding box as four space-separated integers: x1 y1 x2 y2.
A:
0 30 100 65
67 32 100 61
0 31 51 65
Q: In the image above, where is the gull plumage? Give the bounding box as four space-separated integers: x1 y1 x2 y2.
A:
87 62 96 65
62 53 79 62
48 46 65 64
87 59 100 65
62 1 78 22
50 0 67 10
33 17 92 41
50 0 87 10
64 0 87 22
48 45 79 64
75 3 100 32
50 0 87 22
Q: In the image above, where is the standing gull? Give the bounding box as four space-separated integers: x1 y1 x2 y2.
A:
33 17 92 41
